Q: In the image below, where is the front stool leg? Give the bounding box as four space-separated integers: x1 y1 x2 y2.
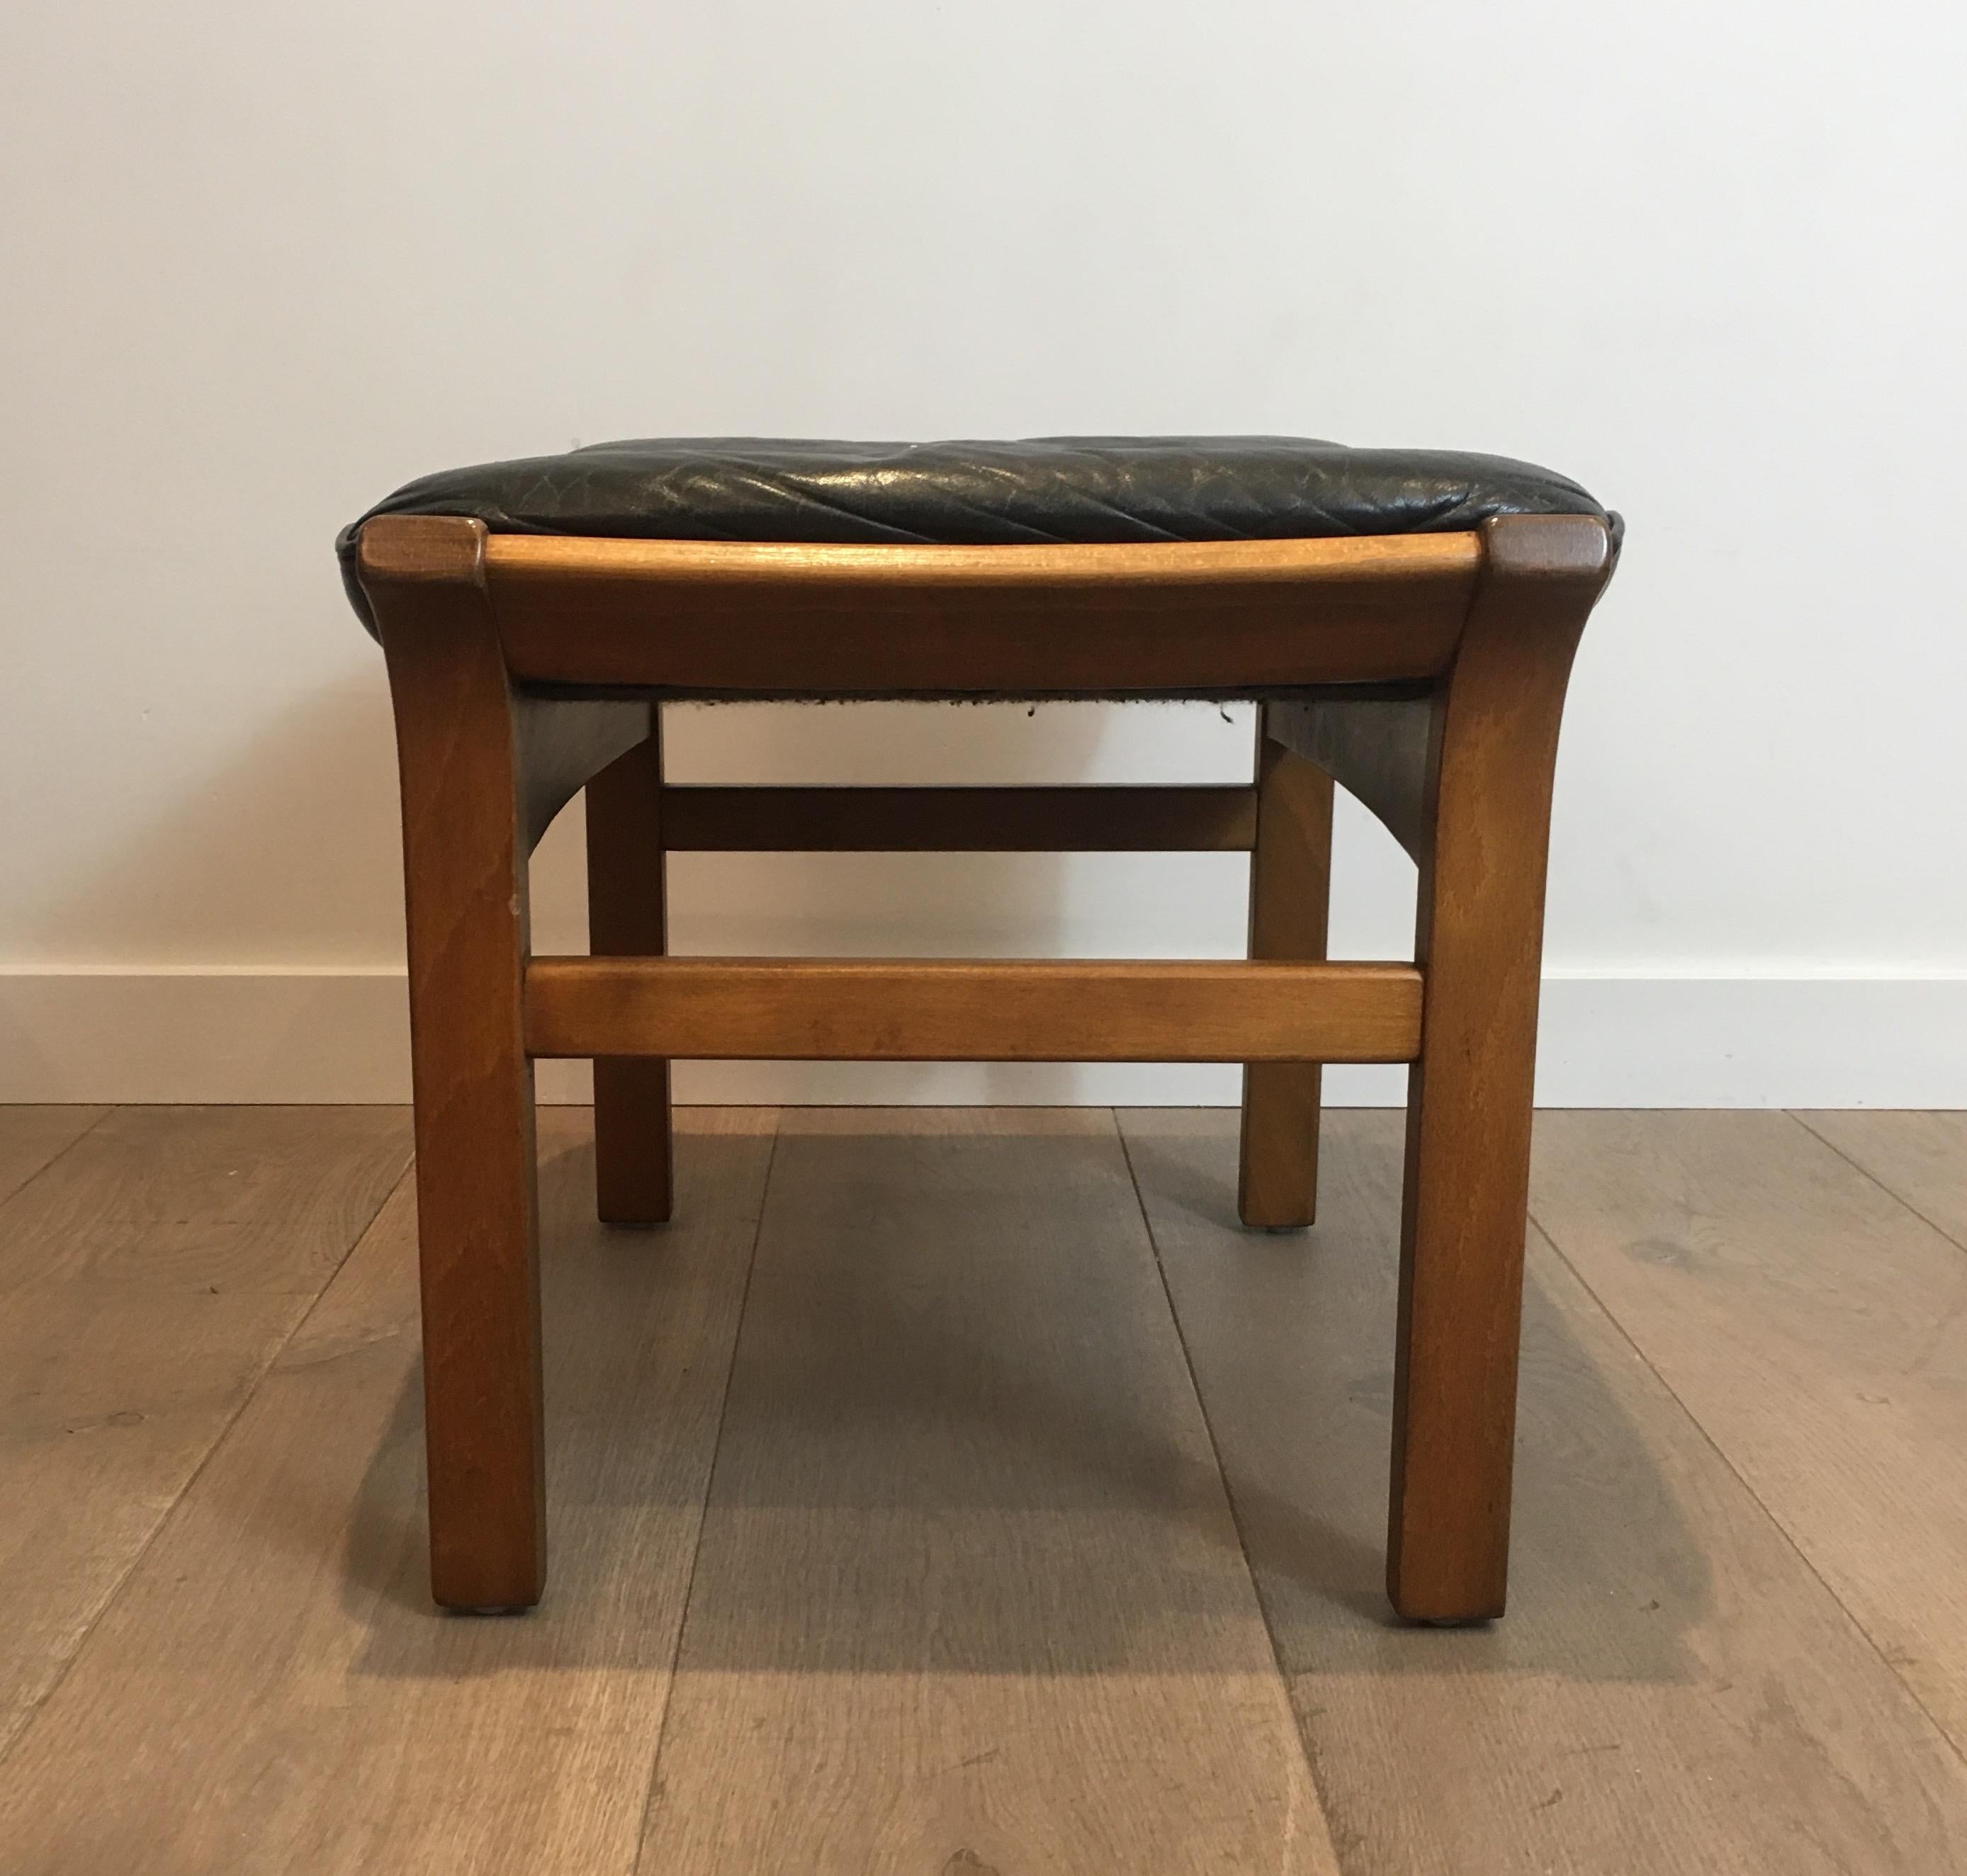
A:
1238 718 1335 1228
1387 514 1613 1622
366 516 546 1612
585 708 673 1226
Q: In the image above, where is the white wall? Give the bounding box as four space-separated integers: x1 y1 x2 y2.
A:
3 1 1963 1105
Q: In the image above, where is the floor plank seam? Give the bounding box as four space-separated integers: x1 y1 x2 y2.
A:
628 1112 783 1874
1109 1109 1348 1853
11 1109 1963 1867
0 1104 117 1211
1788 1110 1967 1260
1526 1202 1967 1778
0 1154 418 1787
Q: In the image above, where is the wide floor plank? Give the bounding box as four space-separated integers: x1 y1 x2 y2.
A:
0 1105 408 1757
0 1105 106 1203
1121 1107 1967 1875
0 1109 776 1876
1798 1110 1967 1250
642 1109 1337 1875
1529 1109 1967 1763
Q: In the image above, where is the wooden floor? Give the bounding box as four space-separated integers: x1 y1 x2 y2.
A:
0 1105 1963 1873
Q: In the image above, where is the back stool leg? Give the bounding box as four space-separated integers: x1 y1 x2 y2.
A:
586 706 673 1225
1238 721 1335 1228
1386 514 1610 1621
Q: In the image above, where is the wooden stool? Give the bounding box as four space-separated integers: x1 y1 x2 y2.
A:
340 437 1619 1621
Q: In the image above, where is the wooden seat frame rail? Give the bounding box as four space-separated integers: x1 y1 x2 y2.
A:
359 510 1615 1623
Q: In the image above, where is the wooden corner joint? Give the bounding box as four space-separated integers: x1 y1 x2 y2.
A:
356 514 489 587
1477 512 1615 587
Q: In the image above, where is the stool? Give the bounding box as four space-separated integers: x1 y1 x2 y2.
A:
339 436 1620 1621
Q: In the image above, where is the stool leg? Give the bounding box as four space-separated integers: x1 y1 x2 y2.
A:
585 708 672 1225
1387 514 1611 1622
370 520 546 1612
1238 722 1334 1228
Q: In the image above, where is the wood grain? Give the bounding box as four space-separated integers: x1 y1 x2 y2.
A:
487 528 1479 587
6 1106 1967 1874
365 514 710 1604
586 710 673 1225
367 515 547 1610
660 783 1259 852
1388 512 1613 1619
0 1106 408 1757
481 531 1480 694
1530 1109 1967 1759
359 513 648 857
526 956 1423 1063
0 1105 106 1204
1798 1109 1967 1250
638 1109 1338 1875
0 1109 776 1876
1121 1107 1967 1875
1239 729 1335 1228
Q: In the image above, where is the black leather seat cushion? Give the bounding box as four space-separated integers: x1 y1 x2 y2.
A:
338 436 1616 631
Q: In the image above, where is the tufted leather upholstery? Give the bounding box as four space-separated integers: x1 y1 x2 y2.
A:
337 436 1616 634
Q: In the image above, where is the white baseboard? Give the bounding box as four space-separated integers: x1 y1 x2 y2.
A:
0 966 1961 1108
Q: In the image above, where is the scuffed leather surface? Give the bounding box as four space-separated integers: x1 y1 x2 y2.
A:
339 436 1616 638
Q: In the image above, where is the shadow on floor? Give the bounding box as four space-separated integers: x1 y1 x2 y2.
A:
334 1110 1705 1685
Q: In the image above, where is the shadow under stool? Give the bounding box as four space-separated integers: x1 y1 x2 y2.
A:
337 436 1621 1623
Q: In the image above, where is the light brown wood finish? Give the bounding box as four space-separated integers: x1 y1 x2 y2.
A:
640 1109 1337 1874
361 507 1617 1622
1121 1107 1967 1875
525 956 1422 1064
484 531 1481 692
1530 1110 1967 1759
1239 728 1336 1227
0 1109 777 1876
0 1104 105 1204
364 516 549 1610
660 782 1258 852
1387 512 1613 1620
489 527 1477 585
362 517 648 857
0 1106 408 1758
1798 1109 1967 1249
364 516 669 1609
585 709 672 1224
